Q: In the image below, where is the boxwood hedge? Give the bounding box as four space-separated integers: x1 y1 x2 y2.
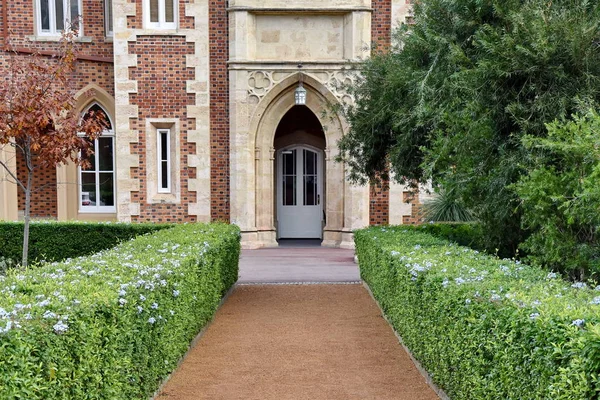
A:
0 222 240 399
0 221 169 264
356 226 600 399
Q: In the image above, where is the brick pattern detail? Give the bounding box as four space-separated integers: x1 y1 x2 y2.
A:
2 0 115 219
209 0 230 221
369 0 392 225
1 0 113 59
16 153 57 219
128 37 197 222
369 182 389 225
402 191 425 225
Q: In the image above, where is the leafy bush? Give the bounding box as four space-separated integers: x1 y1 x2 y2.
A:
356 226 600 399
0 221 169 265
422 188 474 223
515 112 600 281
406 222 518 259
339 0 600 257
0 223 240 399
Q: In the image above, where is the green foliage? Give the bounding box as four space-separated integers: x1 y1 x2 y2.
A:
356 226 600 399
515 112 600 280
0 223 241 399
339 0 600 253
0 221 168 265
423 188 475 223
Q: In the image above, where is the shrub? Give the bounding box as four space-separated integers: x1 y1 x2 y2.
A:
515 112 600 281
0 221 169 265
422 188 474 223
0 222 240 399
356 226 600 399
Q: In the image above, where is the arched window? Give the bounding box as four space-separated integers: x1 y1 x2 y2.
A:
79 103 115 213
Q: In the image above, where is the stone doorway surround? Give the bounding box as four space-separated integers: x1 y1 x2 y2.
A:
228 2 372 249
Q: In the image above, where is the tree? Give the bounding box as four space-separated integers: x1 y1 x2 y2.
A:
338 0 600 255
0 29 106 267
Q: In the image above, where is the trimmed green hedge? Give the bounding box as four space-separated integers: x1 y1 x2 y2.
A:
0 221 169 264
0 223 240 399
356 226 600 399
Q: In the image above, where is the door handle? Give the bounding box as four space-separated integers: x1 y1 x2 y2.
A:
317 194 320 205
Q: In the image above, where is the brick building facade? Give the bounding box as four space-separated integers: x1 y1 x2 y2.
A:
0 0 426 248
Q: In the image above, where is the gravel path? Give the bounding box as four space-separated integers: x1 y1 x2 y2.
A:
156 284 439 400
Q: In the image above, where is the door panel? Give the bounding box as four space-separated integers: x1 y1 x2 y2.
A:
278 147 323 239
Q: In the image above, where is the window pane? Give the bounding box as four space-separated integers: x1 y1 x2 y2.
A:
161 161 169 189
40 0 50 31
304 150 316 175
106 0 113 33
98 137 113 172
55 0 65 31
81 138 96 171
81 173 96 206
150 0 159 22
304 176 317 206
99 173 114 206
165 0 174 23
283 176 296 206
283 151 295 175
160 131 168 160
70 0 80 24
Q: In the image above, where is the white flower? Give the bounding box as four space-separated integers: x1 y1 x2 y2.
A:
546 272 557 279
119 289 127 297
137 306 144 314
53 320 69 334
119 298 127 306
465 299 471 305
170 310 175 316
591 297 600 305
572 282 587 289
572 319 585 328
529 313 540 320
43 310 57 319
455 277 466 285
173 290 180 297
139 294 146 301
490 294 502 302
148 317 156 324
151 302 159 309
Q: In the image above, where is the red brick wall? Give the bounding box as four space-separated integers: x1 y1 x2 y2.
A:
128 37 197 223
2 0 113 59
369 0 392 225
16 153 57 219
209 0 230 222
402 191 425 225
3 0 114 219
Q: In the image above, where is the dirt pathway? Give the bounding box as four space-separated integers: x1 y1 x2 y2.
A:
157 285 439 400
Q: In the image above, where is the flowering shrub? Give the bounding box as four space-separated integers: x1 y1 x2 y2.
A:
0 221 169 266
0 222 240 399
356 226 600 399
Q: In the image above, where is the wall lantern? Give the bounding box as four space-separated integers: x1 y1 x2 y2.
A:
295 74 307 105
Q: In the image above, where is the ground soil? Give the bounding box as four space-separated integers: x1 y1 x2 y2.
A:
157 284 439 400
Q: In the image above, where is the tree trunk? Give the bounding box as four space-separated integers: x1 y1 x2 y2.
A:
22 167 32 267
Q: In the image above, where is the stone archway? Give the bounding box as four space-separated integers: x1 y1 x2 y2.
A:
230 72 367 249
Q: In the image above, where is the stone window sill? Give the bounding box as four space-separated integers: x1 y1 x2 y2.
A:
28 35 93 43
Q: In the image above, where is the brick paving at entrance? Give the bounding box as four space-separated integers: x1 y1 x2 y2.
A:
155 247 440 400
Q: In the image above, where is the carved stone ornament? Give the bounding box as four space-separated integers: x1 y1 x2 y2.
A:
247 70 356 106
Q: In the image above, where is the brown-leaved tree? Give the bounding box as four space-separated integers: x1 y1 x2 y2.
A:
0 29 106 267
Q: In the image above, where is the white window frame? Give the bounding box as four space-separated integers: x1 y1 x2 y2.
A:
105 0 113 37
157 128 171 193
144 0 177 30
36 0 83 36
78 103 116 213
